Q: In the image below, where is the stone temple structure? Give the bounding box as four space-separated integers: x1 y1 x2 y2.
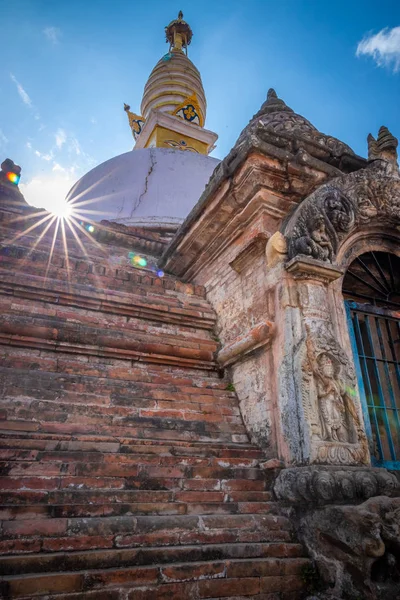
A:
0 12 399 600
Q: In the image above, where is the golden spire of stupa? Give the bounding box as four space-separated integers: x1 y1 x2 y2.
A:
124 11 218 155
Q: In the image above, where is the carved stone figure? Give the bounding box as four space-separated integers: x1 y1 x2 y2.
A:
305 331 359 445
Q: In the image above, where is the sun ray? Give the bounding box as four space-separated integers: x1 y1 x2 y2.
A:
65 218 92 261
44 217 61 281
65 219 104 290
66 168 119 205
60 217 72 291
70 191 122 210
7 209 50 225
3 212 54 247
17 215 58 270
68 215 108 256
71 207 115 216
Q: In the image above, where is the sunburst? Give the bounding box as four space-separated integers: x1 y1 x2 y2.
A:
1 191 115 290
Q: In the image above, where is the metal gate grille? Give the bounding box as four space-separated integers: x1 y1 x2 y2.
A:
346 301 400 469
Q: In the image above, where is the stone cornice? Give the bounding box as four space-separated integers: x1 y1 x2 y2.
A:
217 321 275 367
286 257 344 283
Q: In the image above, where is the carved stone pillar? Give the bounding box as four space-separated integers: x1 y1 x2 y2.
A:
277 256 370 466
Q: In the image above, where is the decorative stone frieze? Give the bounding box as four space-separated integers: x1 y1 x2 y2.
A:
284 159 400 264
274 466 399 505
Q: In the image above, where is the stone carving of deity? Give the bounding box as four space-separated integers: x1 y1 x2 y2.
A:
306 337 359 444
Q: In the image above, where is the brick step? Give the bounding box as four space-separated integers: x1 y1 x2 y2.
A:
0 499 274 520
0 432 262 457
0 420 249 445
0 377 238 408
0 391 241 417
0 399 243 427
0 556 309 598
0 449 260 467
0 543 308 575
0 526 294 557
0 513 292 544
0 355 228 387
0 440 264 461
0 489 272 506
0 474 270 492
0 459 265 479
0 415 246 440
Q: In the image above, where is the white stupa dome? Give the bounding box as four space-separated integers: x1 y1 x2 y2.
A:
66 148 220 227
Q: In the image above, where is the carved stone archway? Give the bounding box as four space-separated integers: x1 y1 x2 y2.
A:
277 160 400 467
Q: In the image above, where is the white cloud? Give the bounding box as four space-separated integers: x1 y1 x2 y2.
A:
10 73 32 106
69 137 82 156
0 129 8 150
55 128 67 149
90 117 97 125
356 26 400 73
43 26 61 44
20 172 75 215
32 147 53 161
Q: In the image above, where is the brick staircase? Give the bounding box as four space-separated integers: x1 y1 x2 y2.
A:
0 211 309 599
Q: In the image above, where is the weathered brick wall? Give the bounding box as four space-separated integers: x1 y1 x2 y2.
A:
0 205 309 599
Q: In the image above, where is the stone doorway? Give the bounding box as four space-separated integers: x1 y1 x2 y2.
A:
344 251 400 469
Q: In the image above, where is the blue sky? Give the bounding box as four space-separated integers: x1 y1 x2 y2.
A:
1 0 399 211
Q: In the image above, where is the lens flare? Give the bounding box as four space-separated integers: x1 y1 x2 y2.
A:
6 172 20 185
128 252 164 276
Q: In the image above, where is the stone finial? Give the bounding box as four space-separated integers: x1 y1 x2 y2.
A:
255 88 293 119
367 126 398 171
0 157 27 209
0 158 21 185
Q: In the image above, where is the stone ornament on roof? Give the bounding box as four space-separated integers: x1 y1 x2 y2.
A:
242 88 355 161
367 125 398 174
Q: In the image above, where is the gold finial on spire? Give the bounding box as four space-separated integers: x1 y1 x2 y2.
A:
165 11 193 55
